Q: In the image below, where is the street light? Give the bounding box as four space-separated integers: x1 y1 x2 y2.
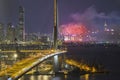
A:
14 54 18 62
14 54 18 58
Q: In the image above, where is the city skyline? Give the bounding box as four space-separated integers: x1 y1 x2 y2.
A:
0 0 120 34
0 1 120 80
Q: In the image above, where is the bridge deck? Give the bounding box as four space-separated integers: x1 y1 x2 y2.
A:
0 50 66 80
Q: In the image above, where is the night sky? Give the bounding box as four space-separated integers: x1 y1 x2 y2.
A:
0 0 120 33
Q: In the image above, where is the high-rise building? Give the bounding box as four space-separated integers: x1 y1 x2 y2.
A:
104 21 108 31
6 23 16 42
17 6 25 41
0 23 4 41
25 33 38 41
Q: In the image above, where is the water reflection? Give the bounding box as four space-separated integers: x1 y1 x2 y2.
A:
17 74 92 80
80 74 90 80
38 75 51 80
0 74 93 80
18 75 51 80
0 73 93 80
52 77 62 80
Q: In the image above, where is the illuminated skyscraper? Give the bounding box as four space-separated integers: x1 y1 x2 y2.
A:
18 6 25 41
6 23 15 42
0 23 4 41
104 21 108 31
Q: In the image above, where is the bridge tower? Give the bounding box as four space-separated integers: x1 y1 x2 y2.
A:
53 0 60 73
53 0 58 50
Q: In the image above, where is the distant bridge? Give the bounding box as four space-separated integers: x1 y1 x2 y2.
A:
0 44 51 50
0 50 55 53
0 43 65 53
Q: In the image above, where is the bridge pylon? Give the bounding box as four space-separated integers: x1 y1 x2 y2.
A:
53 0 58 50
53 0 60 74
53 55 60 73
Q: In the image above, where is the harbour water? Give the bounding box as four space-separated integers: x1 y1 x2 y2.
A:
1 73 119 80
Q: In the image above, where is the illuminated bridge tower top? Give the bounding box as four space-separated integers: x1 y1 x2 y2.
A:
53 0 58 50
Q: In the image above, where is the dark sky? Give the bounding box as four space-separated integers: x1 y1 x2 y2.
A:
0 0 19 25
0 0 120 33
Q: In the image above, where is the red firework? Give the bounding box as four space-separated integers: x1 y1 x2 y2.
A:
59 23 87 36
